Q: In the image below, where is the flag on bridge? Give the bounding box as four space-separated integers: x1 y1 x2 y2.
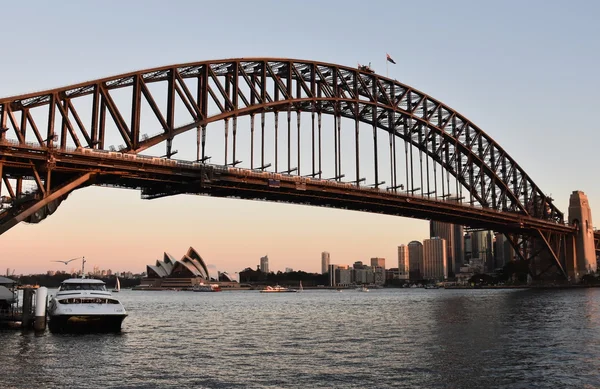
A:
386 53 396 64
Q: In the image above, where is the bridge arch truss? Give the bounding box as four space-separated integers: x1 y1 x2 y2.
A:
0 58 573 278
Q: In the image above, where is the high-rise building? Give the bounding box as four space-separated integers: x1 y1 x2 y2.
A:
464 233 473 261
494 233 515 269
471 230 494 272
407 241 424 281
328 264 339 286
321 251 330 274
397 245 409 280
430 221 465 277
260 255 269 273
370 257 385 269
454 225 465 273
423 237 447 280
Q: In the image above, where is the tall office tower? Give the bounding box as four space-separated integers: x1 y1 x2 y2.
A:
464 233 472 261
328 264 339 286
430 221 465 277
321 251 331 274
494 233 512 269
370 257 386 269
260 255 269 273
407 241 424 281
398 245 410 280
423 237 447 280
471 230 494 272
453 225 465 273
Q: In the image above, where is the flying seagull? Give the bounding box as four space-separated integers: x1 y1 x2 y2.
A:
51 258 80 265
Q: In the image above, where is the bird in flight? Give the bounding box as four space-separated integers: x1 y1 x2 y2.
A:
52 258 80 265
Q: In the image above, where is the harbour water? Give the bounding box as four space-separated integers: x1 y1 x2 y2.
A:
1 288 600 388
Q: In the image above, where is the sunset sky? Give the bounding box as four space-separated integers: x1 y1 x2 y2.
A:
1 0 598 276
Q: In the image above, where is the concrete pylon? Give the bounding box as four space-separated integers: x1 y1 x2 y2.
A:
568 191 597 280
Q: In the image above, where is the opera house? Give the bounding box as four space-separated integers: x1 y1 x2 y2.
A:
137 247 237 290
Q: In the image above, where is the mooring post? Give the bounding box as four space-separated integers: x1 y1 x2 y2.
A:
21 288 34 329
34 287 48 331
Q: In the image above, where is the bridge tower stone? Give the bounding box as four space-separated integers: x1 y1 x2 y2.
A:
568 191 597 280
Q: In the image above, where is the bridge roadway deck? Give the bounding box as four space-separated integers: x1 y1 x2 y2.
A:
0 140 575 235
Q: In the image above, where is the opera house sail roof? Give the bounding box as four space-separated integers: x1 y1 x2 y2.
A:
146 247 210 279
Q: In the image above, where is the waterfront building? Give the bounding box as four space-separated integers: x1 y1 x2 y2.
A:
140 247 220 290
397 245 409 280
493 233 515 269
373 267 386 285
471 230 494 272
430 221 464 277
386 268 400 282
337 266 353 286
260 255 269 273
423 237 447 280
407 241 424 281
464 233 472 261
354 267 375 285
285 267 293 273
328 264 339 286
321 252 330 274
370 257 385 269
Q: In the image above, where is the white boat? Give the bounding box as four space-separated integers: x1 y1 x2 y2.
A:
298 281 303 292
356 285 369 292
112 277 120 293
193 283 221 292
260 285 297 293
48 278 127 333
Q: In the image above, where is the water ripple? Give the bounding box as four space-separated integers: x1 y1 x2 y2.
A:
1 288 600 388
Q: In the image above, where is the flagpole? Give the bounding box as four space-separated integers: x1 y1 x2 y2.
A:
386 54 388 78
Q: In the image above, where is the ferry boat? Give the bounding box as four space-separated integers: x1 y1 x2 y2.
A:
47 278 127 333
193 283 221 292
260 285 297 293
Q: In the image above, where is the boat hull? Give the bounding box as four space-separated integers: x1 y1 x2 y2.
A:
48 314 127 333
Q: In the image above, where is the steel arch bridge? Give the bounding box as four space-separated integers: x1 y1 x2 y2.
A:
0 58 587 279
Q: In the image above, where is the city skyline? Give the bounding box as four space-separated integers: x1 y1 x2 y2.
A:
1 0 598 276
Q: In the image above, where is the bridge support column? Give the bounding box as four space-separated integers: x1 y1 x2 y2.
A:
565 233 577 282
568 190 597 281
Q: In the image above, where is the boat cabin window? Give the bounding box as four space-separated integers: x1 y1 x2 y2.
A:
59 283 106 291
59 298 120 304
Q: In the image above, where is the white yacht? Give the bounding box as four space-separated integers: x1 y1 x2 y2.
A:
193 283 221 292
260 285 297 293
48 278 127 333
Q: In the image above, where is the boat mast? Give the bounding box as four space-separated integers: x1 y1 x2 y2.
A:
81 257 86 279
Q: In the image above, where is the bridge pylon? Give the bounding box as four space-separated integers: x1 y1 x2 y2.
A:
567 191 597 281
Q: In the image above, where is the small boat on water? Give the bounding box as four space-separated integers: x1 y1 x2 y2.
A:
298 281 303 292
112 277 120 293
47 257 127 333
424 284 440 289
193 283 221 292
260 285 297 293
356 285 369 292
